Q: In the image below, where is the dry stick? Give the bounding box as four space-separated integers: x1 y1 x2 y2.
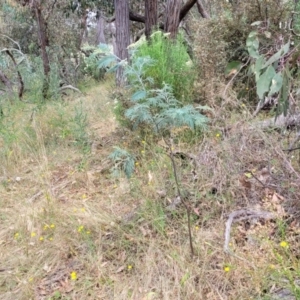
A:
59 85 84 95
275 147 300 181
222 58 250 101
249 170 267 187
224 209 275 262
163 137 194 257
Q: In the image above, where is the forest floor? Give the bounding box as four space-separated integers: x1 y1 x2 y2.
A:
1 79 300 300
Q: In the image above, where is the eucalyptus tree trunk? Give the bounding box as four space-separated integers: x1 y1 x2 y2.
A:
197 0 210 19
114 0 130 86
19 0 50 98
95 11 106 45
165 0 181 38
145 0 158 39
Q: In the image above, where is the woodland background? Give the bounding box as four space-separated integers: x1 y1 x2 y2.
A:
1 0 300 299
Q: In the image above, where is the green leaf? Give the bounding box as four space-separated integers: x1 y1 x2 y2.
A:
246 31 260 58
98 55 116 68
268 72 283 96
131 90 147 101
225 61 242 76
256 66 276 99
248 47 260 59
254 56 266 82
262 42 290 68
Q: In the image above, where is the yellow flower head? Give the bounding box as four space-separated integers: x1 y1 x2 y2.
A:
14 233 19 239
216 133 221 138
224 266 230 272
43 225 49 230
78 225 84 233
31 232 36 237
127 265 133 270
50 224 55 228
39 236 44 241
280 241 289 248
70 271 77 280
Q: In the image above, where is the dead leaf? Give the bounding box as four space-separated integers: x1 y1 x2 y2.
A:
115 266 125 273
239 176 251 189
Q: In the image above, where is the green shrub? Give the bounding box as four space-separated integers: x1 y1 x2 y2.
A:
132 31 196 103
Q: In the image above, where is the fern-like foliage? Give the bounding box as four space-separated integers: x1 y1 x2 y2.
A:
125 83 209 133
109 147 135 179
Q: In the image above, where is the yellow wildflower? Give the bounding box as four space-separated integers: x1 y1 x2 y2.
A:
50 224 55 228
49 237 53 241
14 233 19 239
43 225 49 230
127 265 133 270
224 266 230 272
78 225 84 233
216 133 221 138
280 241 289 248
70 271 77 280
86 231 91 234
39 236 44 241
31 232 36 237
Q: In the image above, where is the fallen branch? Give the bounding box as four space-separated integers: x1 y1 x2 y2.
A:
59 85 84 95
250 113 300 130
224 209 275 254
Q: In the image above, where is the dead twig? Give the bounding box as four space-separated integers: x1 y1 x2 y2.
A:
59 85 84 95
275 147 300 180
224 209 275 255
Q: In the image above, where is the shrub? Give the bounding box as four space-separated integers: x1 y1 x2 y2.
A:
132 31 196 103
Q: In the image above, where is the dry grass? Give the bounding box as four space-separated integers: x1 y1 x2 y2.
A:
1 78 300 300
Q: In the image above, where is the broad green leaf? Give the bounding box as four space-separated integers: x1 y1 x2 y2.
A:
262 42 290 68
131 90 147 101
247 31 258 39
225 61 242 76
248 47 260 59
254 56 266 82
257 66 276 99
268 72 283 96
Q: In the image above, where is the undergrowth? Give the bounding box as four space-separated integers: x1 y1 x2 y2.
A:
1 53 300 300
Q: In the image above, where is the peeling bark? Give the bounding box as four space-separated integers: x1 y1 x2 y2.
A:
114 0 130 86
165 0 181 38
196 0 210 19
145 0 158 39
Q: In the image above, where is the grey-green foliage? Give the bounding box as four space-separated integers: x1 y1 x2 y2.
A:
246 29 291 115
81 44 109 80
125 83 209 133
109 147 135 179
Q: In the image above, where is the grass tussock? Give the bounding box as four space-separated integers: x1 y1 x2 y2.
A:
1 78 300 300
